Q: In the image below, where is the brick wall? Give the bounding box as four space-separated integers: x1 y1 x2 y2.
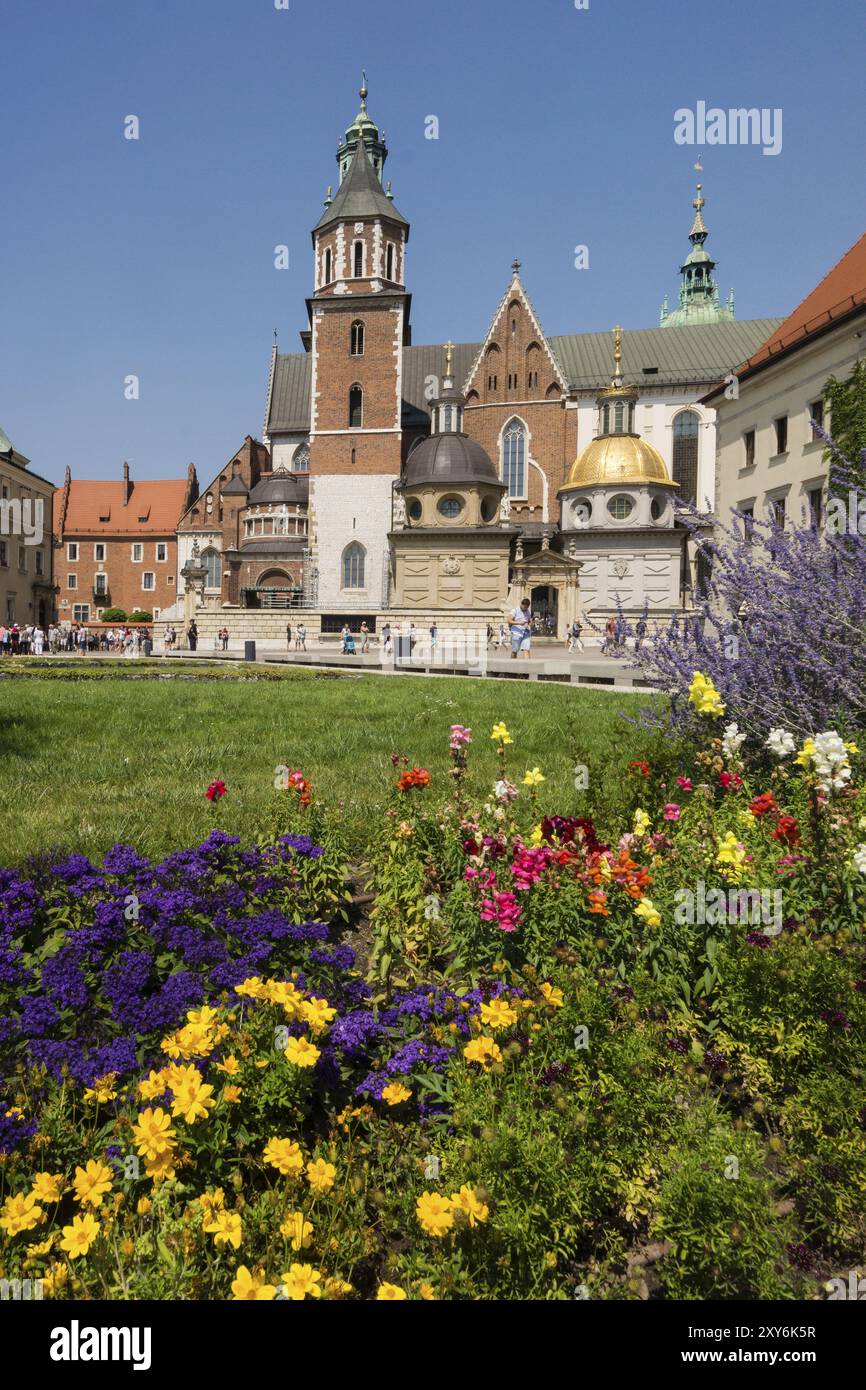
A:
56 534 177 621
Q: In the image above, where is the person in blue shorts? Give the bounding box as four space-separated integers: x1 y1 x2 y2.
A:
509 598 532 659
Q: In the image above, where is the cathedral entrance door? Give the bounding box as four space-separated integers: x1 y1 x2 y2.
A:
530 585 558 637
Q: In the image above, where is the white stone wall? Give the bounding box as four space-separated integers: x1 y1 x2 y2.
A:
270 433 309 471
571 531 683 615
310 474 395 609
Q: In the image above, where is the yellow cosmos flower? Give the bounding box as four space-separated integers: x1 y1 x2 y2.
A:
634 897 661 929
204 1210 242 1249
463 1036 502 1070
490 722 513 746
222 1085 243 1104
381 1082 412 1106
280 1210 314 1250
73 1160 113 1209
199 1188 226 1219
26 1232 57 1257
306 1158 336 1194
0 1190 45 1237
232 1265 277 1300
450 1184 489 1227
280 1263 323 1300
234 977 266 1000
300 997 337 1035
418 1282 437 1301
538 981 564 1008
416 1191 454 1237
187 1005 220 1028
376 1282 408 1300
171 1081 216 1125
132 1107 176 1161
138 1069 170 1101
30 1172 64 1204
323 1277 354 1299
136 1196 152 1216
82 1073 118 1104
263 1137 305 1177
284 1035 321 1068
59 1212 100 1260
216 1055 241 1076
145 1149 177 1184
522 767 545 787
41 1262 69 1297
479 998 518 1031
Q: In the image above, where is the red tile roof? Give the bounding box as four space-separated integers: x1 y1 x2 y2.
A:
736 230 866 380
54 479 189 536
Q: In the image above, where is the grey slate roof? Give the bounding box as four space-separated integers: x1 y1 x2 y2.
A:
265 318 783 436
315 142 408 234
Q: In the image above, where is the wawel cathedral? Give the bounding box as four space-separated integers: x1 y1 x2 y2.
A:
170 80 781 639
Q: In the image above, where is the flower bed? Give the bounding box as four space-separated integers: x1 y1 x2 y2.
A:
2 697 865 1299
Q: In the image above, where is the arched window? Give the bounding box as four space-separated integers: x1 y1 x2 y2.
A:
350 320 365 356
349 385 363 429
501 418 527 499
323 247 332 284
342 542 365 589
353 241 364 278
386 243 395 280
202 548 222 589
292 443 310 473
673 410 700 506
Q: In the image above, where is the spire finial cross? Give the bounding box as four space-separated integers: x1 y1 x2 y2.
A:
444 340 455 377
512 258 521 278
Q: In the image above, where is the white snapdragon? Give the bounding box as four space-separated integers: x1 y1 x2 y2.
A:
811 730 851 794
721 722 747 759
852 844 866 876
766 727 796 758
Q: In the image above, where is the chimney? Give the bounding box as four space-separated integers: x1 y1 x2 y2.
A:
123 460 131 506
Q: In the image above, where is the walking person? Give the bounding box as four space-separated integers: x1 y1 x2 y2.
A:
77 624 88 656
187 620 198 652
509 598 532 660
360 621 370 653
222 627 230 652
429 622 438 651
380 622 392 656
602 615 616 656
567 620 584 653
286 621 293 650
635 617 647 653
295 622 306 651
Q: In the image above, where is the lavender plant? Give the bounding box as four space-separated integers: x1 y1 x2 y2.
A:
634 435 866 746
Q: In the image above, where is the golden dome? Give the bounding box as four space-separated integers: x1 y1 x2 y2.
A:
560 434 677 491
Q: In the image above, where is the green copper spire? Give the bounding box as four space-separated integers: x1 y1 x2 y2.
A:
336 73 388 186
660 173 735 328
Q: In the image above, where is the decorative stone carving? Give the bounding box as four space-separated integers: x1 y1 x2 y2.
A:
393 494 406 527
442 556 461 575
499 494 512 521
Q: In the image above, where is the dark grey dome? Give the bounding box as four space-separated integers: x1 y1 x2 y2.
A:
247 471 307 506
401 433 502 489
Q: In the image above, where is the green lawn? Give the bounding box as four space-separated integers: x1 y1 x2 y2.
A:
0 667 665 863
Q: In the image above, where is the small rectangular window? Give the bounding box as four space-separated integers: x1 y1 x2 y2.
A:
94 573 108 596
774 416 788 454
743 430 755 468
807 486 823 529
770 495 786 528
0 541 7 566
67 542 79 561
809 399 824 440
94 543 106 562
156 542 167 562
35 550 44 575
18 546 27 570
142 571 155 591
67 573 77 590
73 604 90 623
131 543 143 562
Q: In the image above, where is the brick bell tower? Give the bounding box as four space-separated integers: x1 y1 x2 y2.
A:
306 76 411 611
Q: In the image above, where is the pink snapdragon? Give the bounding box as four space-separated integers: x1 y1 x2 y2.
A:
480 890 522 933
676 777 693 792
510 844 554 892
449 724 473 751
663 803 681 821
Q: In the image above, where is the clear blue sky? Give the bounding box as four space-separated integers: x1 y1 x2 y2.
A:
2 0 864 485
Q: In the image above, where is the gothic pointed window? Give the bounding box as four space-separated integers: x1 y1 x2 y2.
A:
292 443 310 473
342 542 365 589
349 385 363 429
350 320 365 356
502 417 527 499
324 248 332 284
386 243 395 280
673 409 700 506
353 241 364 278
202 548 222 589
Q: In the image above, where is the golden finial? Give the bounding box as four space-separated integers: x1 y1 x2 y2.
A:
359 71 368 107
612 325 622 386
444 340 455 377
